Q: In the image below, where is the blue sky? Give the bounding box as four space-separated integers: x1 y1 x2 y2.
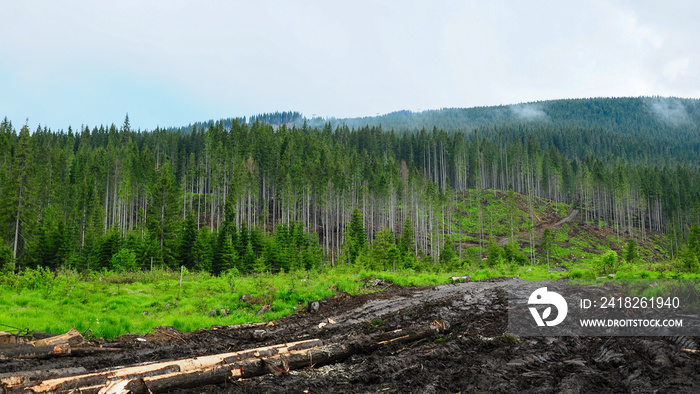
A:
2 1 699 131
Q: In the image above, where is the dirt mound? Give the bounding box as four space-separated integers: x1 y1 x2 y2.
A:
2 279 699 393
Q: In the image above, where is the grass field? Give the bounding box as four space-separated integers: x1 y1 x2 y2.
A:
0 263 570 339
2 260 698 339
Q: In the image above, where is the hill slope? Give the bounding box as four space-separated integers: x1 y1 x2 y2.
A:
190 96 700 165
299 96 700 134
448 189 669 269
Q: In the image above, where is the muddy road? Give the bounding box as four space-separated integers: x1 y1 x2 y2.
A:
2 278 700 393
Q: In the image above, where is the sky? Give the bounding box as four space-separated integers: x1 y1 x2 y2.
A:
2 0 699 131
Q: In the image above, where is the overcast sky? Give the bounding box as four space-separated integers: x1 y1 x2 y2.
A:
2 0 699 131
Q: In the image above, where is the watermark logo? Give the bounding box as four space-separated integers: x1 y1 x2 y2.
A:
528 287 568 327
509 280 699 336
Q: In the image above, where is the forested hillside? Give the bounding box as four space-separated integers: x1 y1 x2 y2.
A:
1 97 699 275
304 97 700 138
211 98 700 166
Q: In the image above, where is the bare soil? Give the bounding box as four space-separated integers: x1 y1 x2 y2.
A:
4 278 700 393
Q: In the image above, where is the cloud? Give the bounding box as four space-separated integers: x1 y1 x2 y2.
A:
663 58 690 81
509 104 548 121
646 97 693 126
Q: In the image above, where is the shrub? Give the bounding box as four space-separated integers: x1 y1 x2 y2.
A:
504 240 528 265
674 246 699 273
596 250 618 275
0 244 13 274
500 333 518 344
486 238 504 267
21 266 57 296
570 269 595 280
110 248 139 272
624 239 639 263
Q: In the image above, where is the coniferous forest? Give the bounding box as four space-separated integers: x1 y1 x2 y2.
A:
1 97 700 276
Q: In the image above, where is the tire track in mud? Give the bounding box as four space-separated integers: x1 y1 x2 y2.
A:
324 278 519 328
203 277 700 393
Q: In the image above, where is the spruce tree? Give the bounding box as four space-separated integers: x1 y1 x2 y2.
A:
242 241 256 273
370 227 396 271
624 239 638 263
347 207 367 264
0 243 13 274
178 213 197 269
147 162 180 268
5 124 34 268
212 227 236 275
192 228 214 273
689 224 700 257
399 214 414 253
439 236 455 267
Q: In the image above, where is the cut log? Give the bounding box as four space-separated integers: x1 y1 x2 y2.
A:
31 328 83 347
120 329 437 394
30 331 59 340
0 344 119 360
3 326 441 393
0 344 71 360
0 367 87 385
0 332 20 345
7 339 323 393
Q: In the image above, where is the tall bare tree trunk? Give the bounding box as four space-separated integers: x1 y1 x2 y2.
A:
13 184 22 267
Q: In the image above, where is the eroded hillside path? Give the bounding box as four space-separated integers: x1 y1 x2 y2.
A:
497 209 579 247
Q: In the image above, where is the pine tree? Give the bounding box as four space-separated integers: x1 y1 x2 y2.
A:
624 239 638 263
5 124 33 269
125 230 147 270
0 243 13 274
689 224 700 256
504 238 527 265
55 221 73 268
178 213 197 269
242 241 256 273
96 231 121 270
340 223 354 265
237 222 249 258
192 227 214 273
147 162 180 268
399 214 415 253
212 227 236 275
486 237 503 267
346 207 367 265
369 227 396 271
439 236 455 267
676 245 699 273
224 199 237 246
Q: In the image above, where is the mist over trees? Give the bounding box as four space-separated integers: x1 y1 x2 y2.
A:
1 97 700 274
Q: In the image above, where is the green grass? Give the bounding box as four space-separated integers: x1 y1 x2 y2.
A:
0 267 483 339
3 260 698 339
454 189 550 237
554 226 570 242
0 261 572 339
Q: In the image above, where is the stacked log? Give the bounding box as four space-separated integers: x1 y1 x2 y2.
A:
0 325 442 393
